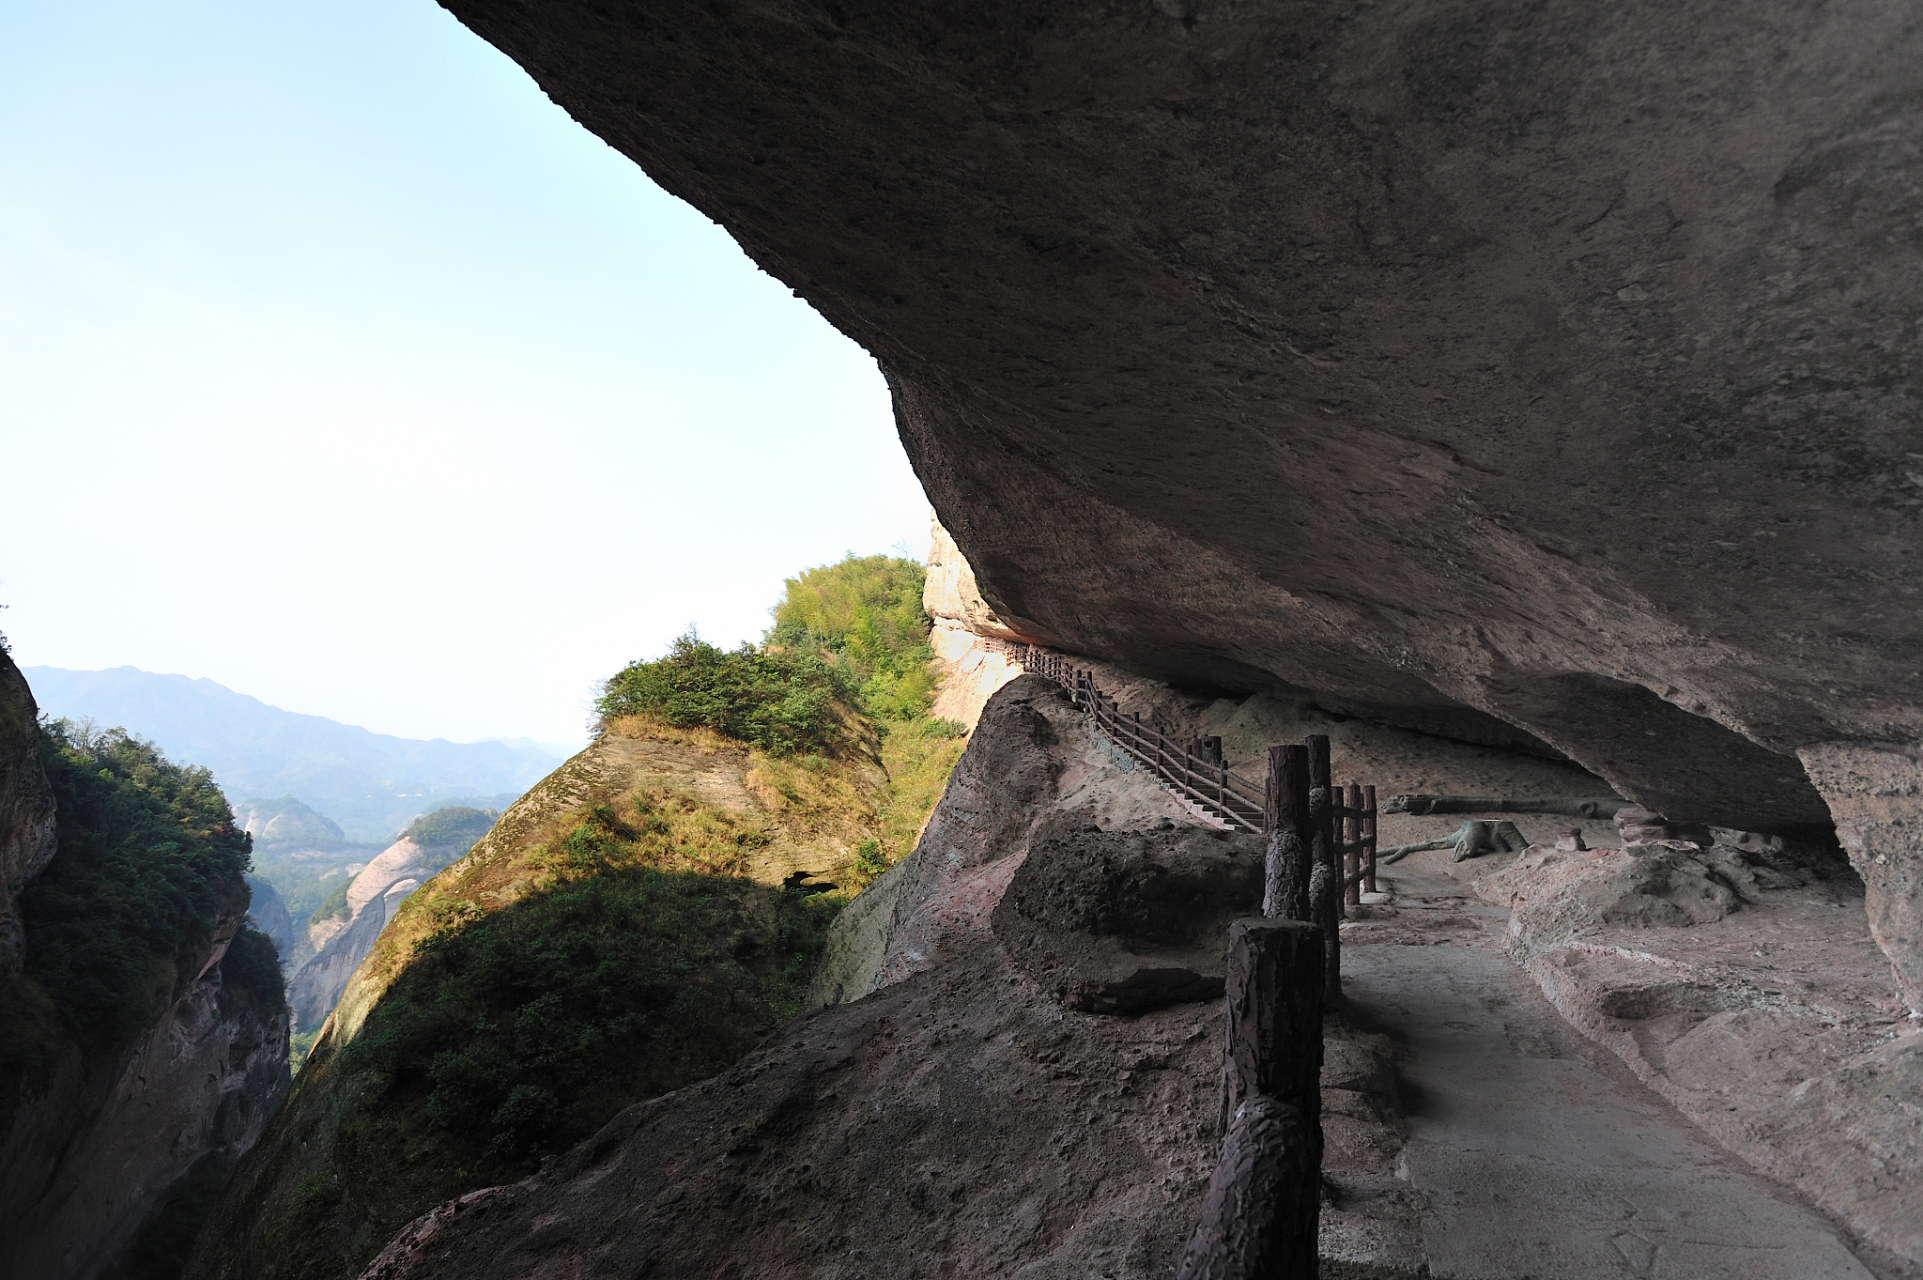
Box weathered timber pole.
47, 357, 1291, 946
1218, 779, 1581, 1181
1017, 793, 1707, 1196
1343, 783, 1364, 908
1217, 919, 1324, 1131
1176, 1095, 1319, 1280
1307, 735, 1341, 1001
1183, 917, 1324, 1280
1263, 745, 1312, 922
1363, 784, 1378, 895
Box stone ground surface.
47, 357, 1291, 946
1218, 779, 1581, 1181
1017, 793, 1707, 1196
349, 678, 1912, 1280
1328, 862, 1879, 1279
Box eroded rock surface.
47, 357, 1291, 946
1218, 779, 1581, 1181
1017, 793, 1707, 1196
808, 675, 1194, 1006
992, 818, 1265, 1013
439, 0, 1923, 995
0, 906, 290, 1280
0, 653, 55, 982
1438, 838, 1923, 1274
1800, 743, 1923, 1016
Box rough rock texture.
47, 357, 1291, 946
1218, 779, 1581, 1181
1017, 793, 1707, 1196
1457, 841, 1922, 1275
1800, 743, 1923, 1016
357, 939, 1229, 1280
807, 675, 1193, 1006
440, 0, 1923, 993
928, 621, 1024, 728
924, 513, 1037, 644
0, 905, 290, 1280
1473, 843, 1742, 939
284, 836, 472, 1032
992, 818, 1266, 1013
245, 875, 297, 961
0, 652, 56, 983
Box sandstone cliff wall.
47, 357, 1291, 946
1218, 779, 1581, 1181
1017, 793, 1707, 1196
0, 653, 56, 983
284, 837, 468, 1034
0, 906, 289, 1280
438, 0, 1923, 1014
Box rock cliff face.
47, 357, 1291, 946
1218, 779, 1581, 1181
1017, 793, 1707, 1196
0, 654, 56, 983
439, 0, 1923, 1008
1, 657, 292, 1280
0, 909, 290, 1280
283, 837, 469, 1033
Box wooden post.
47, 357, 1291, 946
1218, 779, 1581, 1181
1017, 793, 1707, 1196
1263, 745, 1312, 922
1182, 917, 1323, 1280
1306, 734, 1340, 1001
1344, 783, 1364, 908
1263, 745, 1283, 834
1176, 1095, 1318, 1280
1363, 784, 1378, 895
1217, 919, 1323, 1135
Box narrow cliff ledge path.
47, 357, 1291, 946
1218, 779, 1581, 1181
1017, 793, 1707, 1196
1344, 862, 1876, 1280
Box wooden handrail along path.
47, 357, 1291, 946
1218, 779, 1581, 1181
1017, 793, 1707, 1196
992, 638, 1386, 1278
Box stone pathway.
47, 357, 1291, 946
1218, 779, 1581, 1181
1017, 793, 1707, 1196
1329, 870, 1878, 1280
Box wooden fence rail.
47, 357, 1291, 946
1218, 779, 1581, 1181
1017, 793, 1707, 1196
992, 641, 1268, 832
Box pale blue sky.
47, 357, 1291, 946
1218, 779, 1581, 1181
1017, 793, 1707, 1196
0, 1, 930, 746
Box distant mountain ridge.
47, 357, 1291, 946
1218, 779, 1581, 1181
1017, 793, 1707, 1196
23, 666, 570, 842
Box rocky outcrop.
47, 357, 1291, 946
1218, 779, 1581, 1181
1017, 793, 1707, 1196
0, 652, 56, 983
0, 908, 289, 1280
233, 796, 346, 847
993, 818, 1266, 1013
440, 0, 1921, 996
245, 876, 296, 961
283, 836, 467, 1033
922, 513, 1038, 644
1454, 837, 1921, 1273
359, 934, 1229, 1280
927, 622, 1023, 729
807, 675, 1194, 1006
1799, 743, 1923, 1017
187, 715, 892, 1280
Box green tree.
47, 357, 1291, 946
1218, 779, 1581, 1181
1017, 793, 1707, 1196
596, 634, 856, 757
767, 553, 939, 722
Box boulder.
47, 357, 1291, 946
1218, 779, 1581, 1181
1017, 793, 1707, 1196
1475, 845, 1742, 960
992, 818, 1266, 1014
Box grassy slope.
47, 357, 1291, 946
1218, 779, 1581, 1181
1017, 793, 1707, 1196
186, 715, 869, 1280
189, 556, 972, 1280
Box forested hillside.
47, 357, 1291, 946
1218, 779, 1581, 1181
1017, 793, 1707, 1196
0, 715, 289, 1280
189, 553, 968, 1280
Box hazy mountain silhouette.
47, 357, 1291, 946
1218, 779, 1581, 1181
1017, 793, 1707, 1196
23, 666, 569, 841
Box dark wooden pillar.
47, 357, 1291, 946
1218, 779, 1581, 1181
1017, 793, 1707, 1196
1182, 917, 1324, 1280
1362, 784, 1378, 895
1263, 745, 1312, 922
1306, 734, 1340, 1001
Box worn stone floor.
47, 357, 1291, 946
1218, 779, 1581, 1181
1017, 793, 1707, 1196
1323, 861, 1881, 1280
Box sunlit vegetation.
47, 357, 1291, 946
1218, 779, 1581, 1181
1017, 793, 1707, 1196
596, 635, 856, 758
308, 878, 351, 927
768, 553, 966, 884
398, 805, 497, 849
341, 798, 831, 1163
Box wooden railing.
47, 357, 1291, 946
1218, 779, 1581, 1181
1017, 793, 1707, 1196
991, 640, 1267, 831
